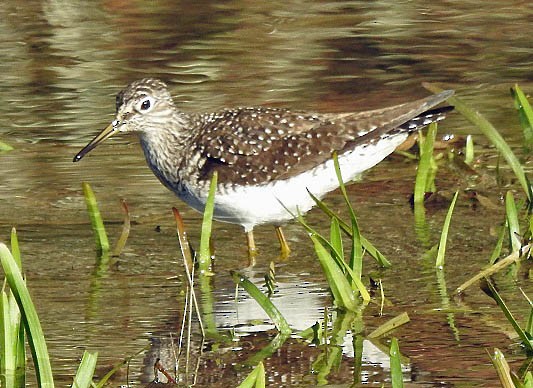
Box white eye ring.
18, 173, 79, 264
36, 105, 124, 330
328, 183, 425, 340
137, 97, 154, 112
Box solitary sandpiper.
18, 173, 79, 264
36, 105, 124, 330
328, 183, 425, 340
74, 78, 453, 257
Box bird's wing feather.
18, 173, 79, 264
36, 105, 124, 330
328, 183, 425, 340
192, 91, 453, 185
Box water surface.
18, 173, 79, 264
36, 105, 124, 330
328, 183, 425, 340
1, 1, 532, 386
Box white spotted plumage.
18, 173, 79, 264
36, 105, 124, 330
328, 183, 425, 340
75, 78, 454, 237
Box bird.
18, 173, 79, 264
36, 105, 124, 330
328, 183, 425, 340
73, 78, 453, 259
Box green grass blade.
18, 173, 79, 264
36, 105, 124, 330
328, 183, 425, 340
530, 215, 533, 243
297, 216, 370, 301
424, 83, 532, 201
237, 361, 265, 388
245, 333, 289, 366
10, 227, 21, 269
436, 191, 459, 268
0, 140, 13, 151
199, 172, 217, 273
0, 291, 13, 387
456, 243, 531, 293
367, 312, 410, 339
511, 85, 533, 150
298, 322, 322, 344
82, 182, 109, 253
307, 190, 391, 267
332, 153, 364, 279
0, 284, 26, 388
11, 290, 25, 388
505, 191, 521, 252
389, 338, 404, 388
525, 298, 533, 338
485, 279, 533, 352
330, 218, 343, 260
111, 199, 130, 257
72, 351, 97, 388
15, 319, 25, 388
465, 135, 475, 165
0, 244, 54, 387
414, 123, 438, 205
231, 271, 291, 335
490, 348, 515, 388
524, 371, 533, 388
94, 346, 148, 388
309, 235, 359, 310
349, 216, 363, 283
489, 219, 507, 264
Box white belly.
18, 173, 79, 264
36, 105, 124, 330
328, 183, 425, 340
178, 134, 407, 232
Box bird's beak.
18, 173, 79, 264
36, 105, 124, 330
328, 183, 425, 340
73, 120, 118, 162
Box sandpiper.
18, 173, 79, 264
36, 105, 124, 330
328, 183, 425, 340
74, 78, 453, 258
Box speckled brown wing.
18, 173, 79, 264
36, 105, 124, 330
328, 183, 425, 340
192, 107, 344, 185
192, 91, 453, 186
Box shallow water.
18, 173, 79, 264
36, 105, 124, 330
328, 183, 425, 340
1, 0, 533, 386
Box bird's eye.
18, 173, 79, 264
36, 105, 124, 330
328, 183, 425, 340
140, 98, 151, 111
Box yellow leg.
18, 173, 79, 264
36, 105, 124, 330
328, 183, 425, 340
275, 226, 291, 259
246, 230, 257, 267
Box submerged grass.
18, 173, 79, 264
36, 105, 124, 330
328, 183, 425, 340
435, 191, 459, 268
414, 122, 438, 205
198, 172, 217, 273
111, 199, 130, 257
490, 348, 515, 388
424, 83, 532, 201
367, 312, 410, 339
82, 182, 109, 253
0, 232, 142, 387
4, 87, 533, 386
389, 338, 404, 388
72, 351, 98, 388
490, 348, 533, 388
0, 230, 25, 388
505, 191, 522, 253
82, 182, 132, 263
0, 140, 13, 151
308, 190, 390, 268
511, 84, 533, 152
456, 243, 532, 293
464, 135, 474, 165
296, 152, 393, 309
0, 243, 54, 388
484, 280, 533, 353
237, 361, 265, 388
231, 271, 291, 335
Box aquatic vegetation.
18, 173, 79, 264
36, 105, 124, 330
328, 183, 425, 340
0, 231, 148, 387
0, 140, 13, 152
464, 134, 475, 165
82, 182, 109, 253
4, 87, 533, 386
511, 84, 533, 153
435, 191, 459, 268
231, 271, 291, 336
389, 338, 404, 388
491, 348, 533, 388
237, 361, 265, 388
483, 280, 533, 354
414, 122, 439, 205
82, 182, 131, 258
425, 83, 532, 201
0, 231, 54, 388
72, 352, 97, 388
198, 171, 217, 273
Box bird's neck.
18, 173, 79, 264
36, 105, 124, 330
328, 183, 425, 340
139, 112, 195, 191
